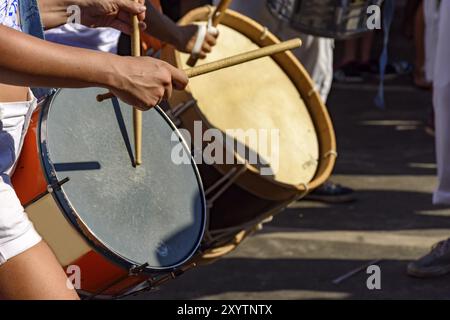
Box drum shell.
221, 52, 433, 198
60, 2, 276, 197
162, 8, 336, 202
11, 94, 207, 298
11, 106, 149, 297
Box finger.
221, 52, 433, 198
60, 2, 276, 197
163, 82, 173, 101
115, 0, 146, 15
197, 52, 207, 59
139, 21, 147, 31
109, 20, 132, 34
164, 63, 189, 90
205, 33, 217, 46
202, 42, 212, 54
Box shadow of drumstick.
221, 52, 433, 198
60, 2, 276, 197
112, 97, 136, 167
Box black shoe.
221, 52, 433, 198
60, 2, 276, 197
361, 59, 413, 80
425, 107, 435, 137
407, 239, 450, 278
333, 61, 364, 83
304, 181, 356, 204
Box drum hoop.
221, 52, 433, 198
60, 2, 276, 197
175, 7, 337, 194
38, 89, 208, 273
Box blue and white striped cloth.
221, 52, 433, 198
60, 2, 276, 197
0, 0, 21, 31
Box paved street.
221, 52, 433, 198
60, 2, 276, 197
136, 5, 450, 300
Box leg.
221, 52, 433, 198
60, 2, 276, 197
360, 32, 374, 64
0, 241, 79, 300
413, 1, 431, 88
340, 38, 358, 65
432, 0, 450, 205
0, 175, 78, 300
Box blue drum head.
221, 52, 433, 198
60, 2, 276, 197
41, 88, 206, 271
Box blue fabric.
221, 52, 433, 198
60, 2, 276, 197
18, 0, 54, 100
374, 0, 395, 108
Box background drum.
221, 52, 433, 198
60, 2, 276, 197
162, 7, 336, 263
266, 0, 384, 39
11, 88, 206, 298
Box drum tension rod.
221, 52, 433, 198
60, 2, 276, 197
46, 177, 70, 193
23, 177, 71, 208
129, 262, 149, 276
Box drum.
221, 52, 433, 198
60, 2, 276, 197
162, 7, 336, 261
11, 88, 206, 298
266, 0, 384, 39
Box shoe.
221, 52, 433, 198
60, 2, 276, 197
333, 61, 364, 83
413, 68, 433, 90
304, 181, 356, 204
425, 108, 435, 137
360, 60, 413, 80
407, 239, 450, 278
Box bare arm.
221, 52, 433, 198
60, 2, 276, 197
0, 25, 116, 88
0, 25, 188, 109
144, 2, 217, 58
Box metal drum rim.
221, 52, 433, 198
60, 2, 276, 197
38, 88, 207, 273
171, 7, 337, 196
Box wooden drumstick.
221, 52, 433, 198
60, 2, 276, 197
186, 0, 233, 67
131, 4, 143, 166
96, 38, 302, 103
185, 38, 301, 78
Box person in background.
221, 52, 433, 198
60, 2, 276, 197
407, 0, 450, 279
333, 33, 376, 83
422, 0, 440, 137
334, 2, 413, 84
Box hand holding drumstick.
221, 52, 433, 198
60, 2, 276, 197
186, 0, 233, 67
98, 38, 302, 103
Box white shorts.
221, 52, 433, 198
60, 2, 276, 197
0, 93, 42, 265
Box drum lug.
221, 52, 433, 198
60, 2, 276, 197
47, 177, 70, 193
129, 262, 149, 276
166, 99, 197, 125
23, 177, 70, 208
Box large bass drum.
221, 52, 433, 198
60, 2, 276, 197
11, 88, 206, 298
162, 7, 336, 263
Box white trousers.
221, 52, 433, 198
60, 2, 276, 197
0, 94, 41, 265
433, 0, 450, 205
424, 0, 440, 82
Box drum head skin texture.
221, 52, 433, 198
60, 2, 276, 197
42, 88, 205, 270
179, 24, 320, 186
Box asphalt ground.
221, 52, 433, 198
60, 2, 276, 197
135, 4, 450, 300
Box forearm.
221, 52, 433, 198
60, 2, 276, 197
0, 25, 116, 89
144, 2, 181, 47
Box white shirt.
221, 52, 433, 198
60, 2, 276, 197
0, 0, 21, 31
45, 23, 121, 53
